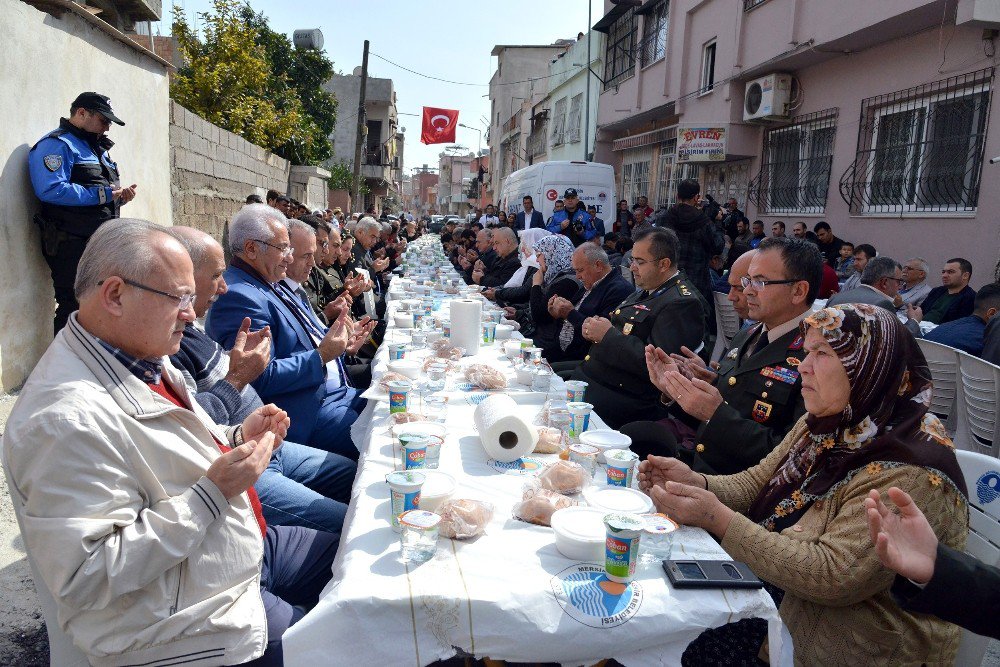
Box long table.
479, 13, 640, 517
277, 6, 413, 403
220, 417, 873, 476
283, 272, 786, 666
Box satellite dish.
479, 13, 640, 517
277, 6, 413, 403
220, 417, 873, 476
293, 29, 324, 50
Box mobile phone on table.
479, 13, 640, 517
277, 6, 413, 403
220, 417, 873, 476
663, 559, 764, 589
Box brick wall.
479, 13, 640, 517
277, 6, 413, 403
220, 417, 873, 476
169, 101, 290, 239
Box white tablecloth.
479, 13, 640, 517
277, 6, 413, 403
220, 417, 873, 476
283, 281, 785, 666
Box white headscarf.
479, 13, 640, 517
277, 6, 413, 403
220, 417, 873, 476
503, 228, 551, 287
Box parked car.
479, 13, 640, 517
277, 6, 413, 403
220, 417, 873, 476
428, 215, 446, 233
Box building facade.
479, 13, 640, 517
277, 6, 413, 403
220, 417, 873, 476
593, 0, 1000, 281
488, 42, 573, 201
437, 152, 475, 216
322, 73, 403, 214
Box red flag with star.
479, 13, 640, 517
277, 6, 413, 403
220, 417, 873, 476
421, 106, 459, 145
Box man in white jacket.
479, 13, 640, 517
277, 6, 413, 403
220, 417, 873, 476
2, 218, 338, 666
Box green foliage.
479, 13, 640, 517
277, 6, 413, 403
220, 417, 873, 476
326, 160, 356, 191
171, 0, 337, 166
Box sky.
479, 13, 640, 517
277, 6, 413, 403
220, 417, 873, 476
164, 0, 605, 175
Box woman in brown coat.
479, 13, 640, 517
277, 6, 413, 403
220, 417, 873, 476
640, 303, 969, 665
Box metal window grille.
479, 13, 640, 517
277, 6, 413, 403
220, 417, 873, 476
639, 1, 668, 67
839, 67, 994, 214
748, 108, 839, 214
653, 140, 698, 208
605, 9, 637, 90
743, 0, 769, 10
551, 97, 567, 146
568, 94, 583, 143
621, 147, 652, 205
528, 120, 548, 157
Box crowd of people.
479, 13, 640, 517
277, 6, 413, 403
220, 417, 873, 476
6, 91, 997, 666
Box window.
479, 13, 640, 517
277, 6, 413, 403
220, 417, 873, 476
839, 68, 994, 214
639, 1, 669, 67
700, 41, 716, 95
567, 94, 583, 143
744, 0, 769, 10
653, 140, 699, 208
750, 109, 839, 214
621, 147, 653, 205
605, 8, 637, 89
551, 97, 568, 146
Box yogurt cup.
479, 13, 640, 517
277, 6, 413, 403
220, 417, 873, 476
604, 513, 644, 583
400, 434, 430, 470
605, 449, 639, 487
386, 470, 426, 532
482, 321, 497, 344
388, 343, 407, 360
565, 380, 588, 403
388, 380, 412, 414
567, 402, 593, 439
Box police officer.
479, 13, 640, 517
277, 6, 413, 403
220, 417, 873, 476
548, 188, 597, 247
29, 92, 136, 333
570, 227, 707, 429
623, 237, 823, 474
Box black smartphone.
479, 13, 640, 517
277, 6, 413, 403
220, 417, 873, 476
663, 559, 764, 589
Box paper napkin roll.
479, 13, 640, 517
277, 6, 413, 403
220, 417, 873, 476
449, 299, 482, 356
473, 394, 538, 463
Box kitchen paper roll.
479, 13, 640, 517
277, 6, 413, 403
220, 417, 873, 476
473, 394, 538, 463
450, 299, 482, 356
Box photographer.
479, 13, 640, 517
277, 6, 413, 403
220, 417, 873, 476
550, 188, 597, 247
721, 197, 749, 239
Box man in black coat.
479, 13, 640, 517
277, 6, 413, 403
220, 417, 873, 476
658, 179, 725, 308
545, 243, 634, 363
908, 258, 977, 325
513, 195, 545, 231
472, 227, 521, 287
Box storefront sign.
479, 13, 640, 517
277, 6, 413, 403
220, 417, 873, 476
676, 125, 727, 163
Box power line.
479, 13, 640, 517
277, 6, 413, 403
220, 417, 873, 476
370, 51, 570, 88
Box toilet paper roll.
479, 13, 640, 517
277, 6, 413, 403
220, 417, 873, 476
473, 394, 538, 463
450, 299, 482, 356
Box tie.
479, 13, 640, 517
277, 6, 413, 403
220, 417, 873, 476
750, 329, 770, 357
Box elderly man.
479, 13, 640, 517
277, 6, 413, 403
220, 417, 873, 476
169, 226, 356, 535
898, 257, 932, 312
462, 228, 495, 283
545, 243, 634, 363
2, 218, 337, 665
569, 227, 706, 429
622, 238, 817, 475
351, 216, 391, 296
207, 204, 365, 461
473, 227, 521, 287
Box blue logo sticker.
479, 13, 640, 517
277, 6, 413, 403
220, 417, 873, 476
976, 471, 1000, 505
550, 563, 643, 628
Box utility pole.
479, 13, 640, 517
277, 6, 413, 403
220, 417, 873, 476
584, 1, 591, 161
352, 40, 370, 211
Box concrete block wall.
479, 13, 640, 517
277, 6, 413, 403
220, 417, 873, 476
169, 101, 290, 240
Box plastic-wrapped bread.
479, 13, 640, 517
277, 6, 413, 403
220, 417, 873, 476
513, 486, 575, 526
464, 364, 507, 390
436, 346, 464, 361
422, 358, 456, 373
437, 499, 494, 539
533, 427, 563, 454
389, 412, 426, 424
538, 460, 589, 495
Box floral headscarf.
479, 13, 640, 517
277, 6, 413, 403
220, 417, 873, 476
533, 234, 575, 286
747, 303, 967, 531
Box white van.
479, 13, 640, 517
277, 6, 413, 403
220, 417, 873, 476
498, 161, 616, 224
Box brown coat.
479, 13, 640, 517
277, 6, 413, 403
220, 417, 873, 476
708, 418, 968, 666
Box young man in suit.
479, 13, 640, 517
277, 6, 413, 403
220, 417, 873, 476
514, 195, 545, 230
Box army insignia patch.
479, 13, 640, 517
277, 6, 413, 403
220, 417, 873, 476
786, 357, 801, 367
727, 348, 739, 360
43, 154, 62, 172
752, 400, 773, 423
760, 366, 799, 384
789, 335, 804, 350
623, 323, 634, 335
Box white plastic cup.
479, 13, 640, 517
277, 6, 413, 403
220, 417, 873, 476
386, 470, 426, 532
565, 380, 588, 403
567, 401, 594, 439
605, 449, 639, 487
388, 380, 411, 414
482, 321, 497, 344
388, 343, 407, 360
400, 434, 429, 470
604, 513, 644, 583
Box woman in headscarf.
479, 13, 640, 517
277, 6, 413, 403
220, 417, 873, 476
639, 303, 968, 666
487, 228, 550, 309
515, 234, 581, 346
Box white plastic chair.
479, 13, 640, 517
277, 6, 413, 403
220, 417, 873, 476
958, 352, 1000, 458
2, 465, 90, 666
953, 450, 1000, 667
916, 339, 963, 434
710, 291, 741, 363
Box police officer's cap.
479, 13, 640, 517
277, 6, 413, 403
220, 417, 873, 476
71, 92, 125, 126
563, 188, 578, 199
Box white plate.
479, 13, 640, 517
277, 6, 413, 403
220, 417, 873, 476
582, 486, 654, 515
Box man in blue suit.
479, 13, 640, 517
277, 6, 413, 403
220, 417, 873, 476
207, 204, 365, 461
514, 195, 545, 231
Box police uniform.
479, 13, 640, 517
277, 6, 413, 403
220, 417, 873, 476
28, 94, 124, 333
677, 321, 808, 475
570, 271, 707, 429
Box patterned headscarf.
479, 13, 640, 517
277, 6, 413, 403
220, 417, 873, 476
503, 228, 551, 288
747, 303, 967, 531
533, 234, 575, 286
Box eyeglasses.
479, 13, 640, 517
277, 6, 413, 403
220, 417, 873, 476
740, 276, 800, 291
319, 240, 330, 249
630, 256, 665, 267
99, 278, 196, 311
253, 239, 293, 257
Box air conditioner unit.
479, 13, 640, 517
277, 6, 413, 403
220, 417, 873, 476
743, 73, 793, 122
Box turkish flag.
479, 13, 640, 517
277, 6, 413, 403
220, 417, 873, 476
421, 106, 459, 145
